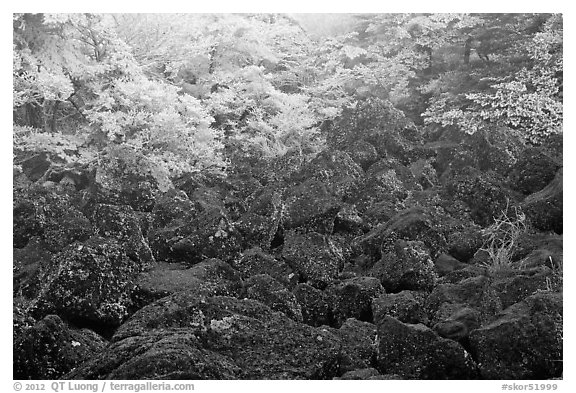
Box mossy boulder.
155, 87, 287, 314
347, 167, 409, 213
132, 259, 243, 309
293, 283, 333, 327
14, 315, 106, 380
20, 152, 51, 182
371, 240, 437, 292
66, 294, 344, 379
282, 230, 344, 288
432, 306, 481, 341
445, 167, 520, 227
357, 207, 449, 262
283, 179, 341, 233
522, 168, 562, 234
508, 147, 561, 195
425, 276, 502, 326
291, 150, 364, 199
344, 140, 379, 170
434, 253, 469, 276
92, 203, 155, 268
376, 316, 478, 379
372, 290, 428, 325
489, 267, 554, 309
325, 276, 384, 326
31, 236, 142, 327
148, 189, 242, 264
232, 247, 296, 287
332, 318, 378, 373
13, 186, 93, 251
469, 292, 563, 379
14, 237, 52, 299
244, 274, 303, 322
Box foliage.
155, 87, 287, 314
13, 13, 225, 189
13, 13, 563, 188
420, 13, 562, 144
14, 125, 92, 163
479, 203, 527, 273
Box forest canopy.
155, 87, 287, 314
13, 13, 563, 188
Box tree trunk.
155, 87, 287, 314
24, 103, 43, 129
464, 37, 472, 64
49, 101, 60, 132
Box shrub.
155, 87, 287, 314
479, 202, 527, 273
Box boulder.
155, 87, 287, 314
438, 265, 486, 284
236, 188, 282, 249
335, 368, 402, 380
67, 294, 344, 380
282, 230, 344, 288
514, 232, 563, 262
283, 179, 341, 233
327, 97, 414, 152
148, 190, 242, 265
13, 237, 52, 299
472, 127, 524, 175
333, 204, 368, 234
365, 158, 421, 191
409, 158, 438, 189
376, 316, 478, 379
371, 240, 437, 292
446, 226, 484, 262
149, 189, 196, 229
372, 291, 428, 325
333, 318, 378, 372
232, 247, 296, 287
508, 147, 561, 195
325, 276, 384, 326
489, 267, 554, 309
469, 292, 562, 379
523, 168, 562, 234
132, 260, 243, 309
14, 315, 106, 380
347, 168, 409, 213
68, 330, 241, 380
244, 274, 303, 322
236, 212, 281, 250
434, 253, 469, 276
13, 186, 93, 251
92, 203, 155, 268
432, 306, 480, 341
290, 150, 364, 198
31, 236, 142, 328
362, 199, 405, 226
293, 283, 332, 327
425, 276, 502, 326
20, 152, 51, 182
357, 207, 447, 262
445, 167, 520, 227
89, 148, 160, 212
344, 140, 379, 170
